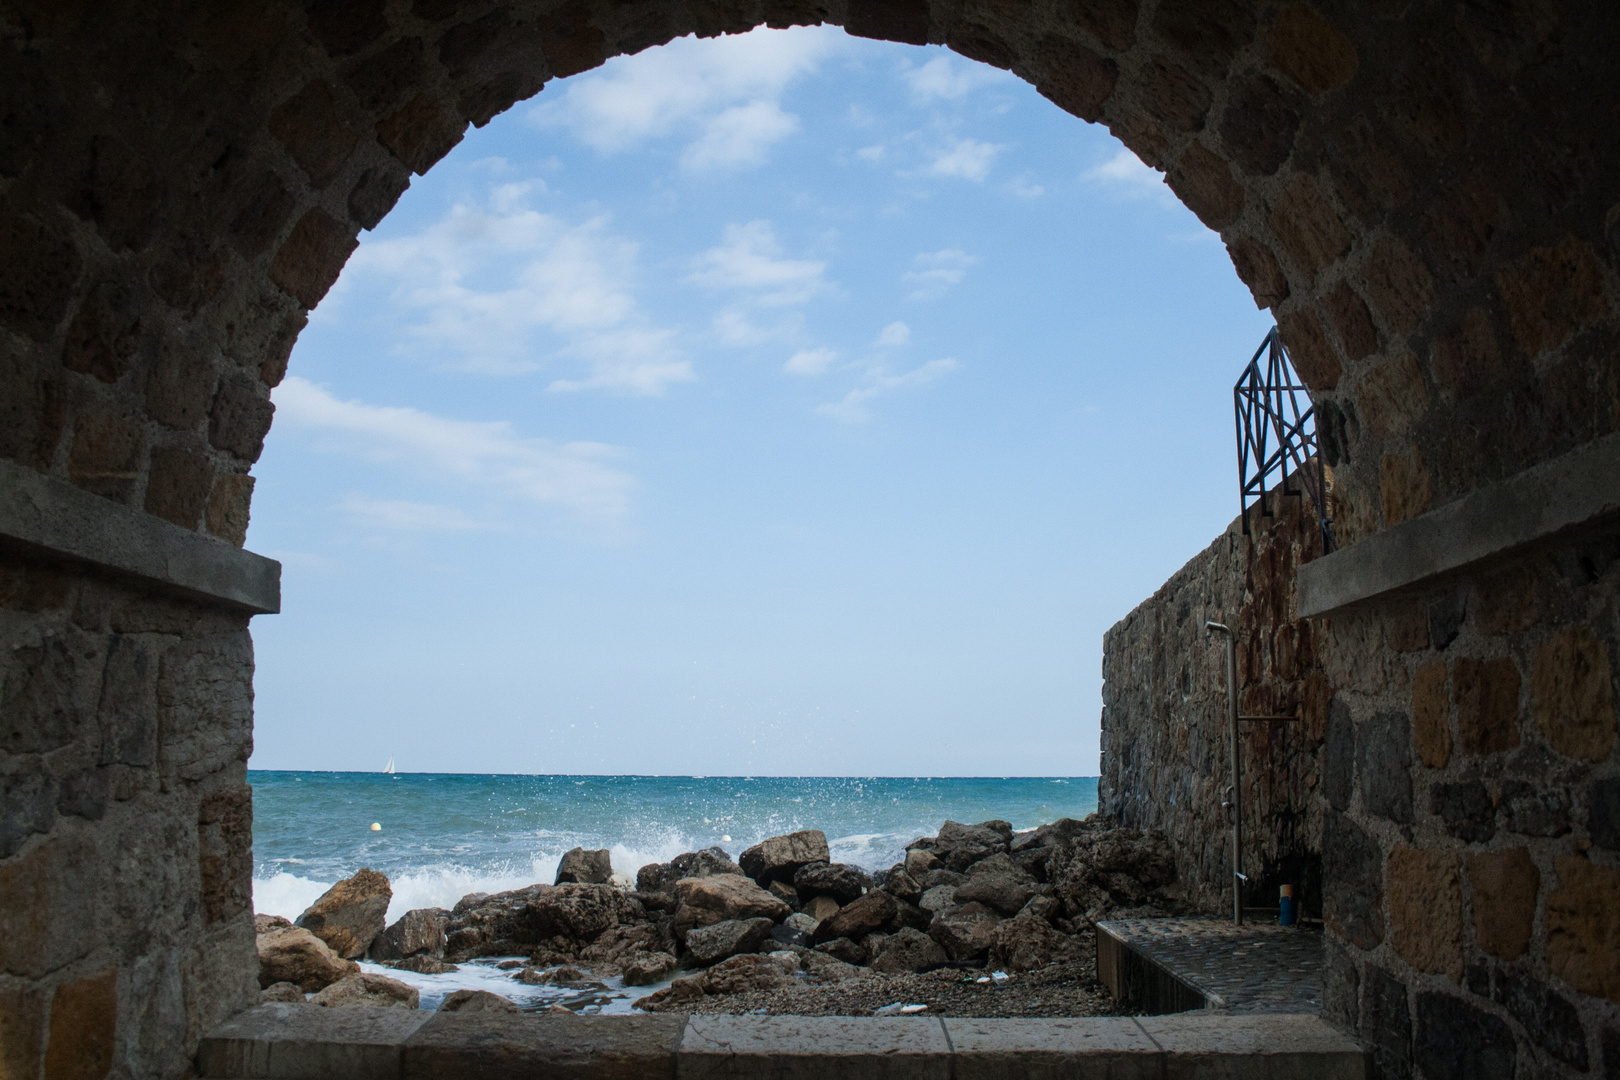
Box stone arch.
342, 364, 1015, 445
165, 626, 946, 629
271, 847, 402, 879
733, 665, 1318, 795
3, 4, 1620, 1079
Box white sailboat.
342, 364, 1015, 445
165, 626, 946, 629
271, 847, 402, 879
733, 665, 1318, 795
383, 756, 396, 775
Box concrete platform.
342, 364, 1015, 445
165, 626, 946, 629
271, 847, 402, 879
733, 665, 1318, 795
198, 1004, 1365, 1080
1096, 918, 1325, 1015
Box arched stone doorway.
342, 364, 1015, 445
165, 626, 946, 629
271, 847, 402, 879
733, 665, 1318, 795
2, 2, 1616, 1077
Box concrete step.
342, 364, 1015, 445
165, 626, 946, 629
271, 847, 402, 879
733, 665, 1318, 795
198, 1003, 1366, 1080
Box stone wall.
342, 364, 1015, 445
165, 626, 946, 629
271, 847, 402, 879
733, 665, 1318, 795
0, 550, 258, 1080
1100, 485, 1330, 918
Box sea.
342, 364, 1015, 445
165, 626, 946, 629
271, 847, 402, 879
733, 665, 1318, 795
251, 771, 1098, 1012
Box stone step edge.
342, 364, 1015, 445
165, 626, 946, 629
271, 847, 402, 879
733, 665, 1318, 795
198, 1004, 1367, 1080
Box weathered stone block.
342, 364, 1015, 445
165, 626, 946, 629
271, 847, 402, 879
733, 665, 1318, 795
200, 786, 254, 925
1413, 991, 1516, 1080
1387, 847, 1463, 981
144, 445, 213, 529
1226, 236, 1289, 310
1031, 36, 1117, 125
1411, 660, 1450, 768
347, 165, 412, 231
98, 634, 157, 767
145, 344, 219, 431
44, 968, 118, 1080
1323, 282, 1376, 362
268, 80, 359, 190
1430, 307, 1506, 402
1590, 776, 1620, 851
1358, 237, 1434, 337
1452, 656, 1520, 755
1546, 856, 1620, 1004
68, 413, 144, 503
1355, 709, 1413, 823
0, 202, 82, 342
1219, 73, 1299, 178
1495, 234, 1610, 358
1268, 173, 1351, 280
1166, 142, 1243, 230
405, 1011, 684, 1080
1430, 781, 1493, 843
1323, 696, 1354, 809
538, 1, 610, 77
1264, 4, 1357, 95
63, 281, 140, 385
1492, 969, 1587, 1070
1379, 450, 1431, 528
1360, 966, 1410, 1080
1278, 307, 1339, 390
269, 209, 360, 309
207, 473, 255, 546
1357, 352, 1430, 440
1532, 626, 1616, 762
0, 985, 46, 1080
209, 376, 275, 462
376, 95, 467, 176
1323, 811, 1382, 948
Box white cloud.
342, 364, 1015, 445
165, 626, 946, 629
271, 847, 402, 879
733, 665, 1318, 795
531, 26, 842, 170
345, 195, 692, 395
927, 138, 1001, 182
903, 249, 978, 300
1083, 149, 1172, 202
682, 100, 799, 172
342, 496, 484, 532
904, 55, 1010, 101
687, 221, 828, 306
816, 358, 959, 423
876, 321, 911, 347
274, 377, 635, 522
1006, 175, 1044, 198
857, 144, 886, 161
784, 348, 838, 376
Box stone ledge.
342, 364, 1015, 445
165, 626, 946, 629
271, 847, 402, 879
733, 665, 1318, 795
195, 1006, 1366, 1080
0, 458, 280, 614
1300, 432, 1620, 618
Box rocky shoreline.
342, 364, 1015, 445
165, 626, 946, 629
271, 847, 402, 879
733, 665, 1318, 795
255, 814, 1181, 1016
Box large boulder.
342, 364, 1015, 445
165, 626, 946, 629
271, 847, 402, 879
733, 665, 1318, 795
579, 923, 673, 975
369, 908, 448, 961
637, 848, 743, 893
880, 870, 922, 904
918, 885, 958, 914
623, 951, 677, 986
811, 890, 896, 945
793, 862, 871, 904
392, 955, 457, 974
296, 869, 392, 958
310, 972, 419, 1009
443, 883, 640, 960
685, 917, 775, 966
256, 926, 359, 991
907, 822, 1007, 872
870, 927, 950, 973
439, 989, 519, 1013
672, 874, 790, 938
954, 853, 1038, 916
254, 914, 292, 933
814, 937, 868, 965
1048, 825, 1180, 922
802, 895, 840, 923
556, 847, 615, 885
928, 902, 1001, 962
739, 831, 829, 885
988, 913, 1085, 972
260, 982, 305, 1003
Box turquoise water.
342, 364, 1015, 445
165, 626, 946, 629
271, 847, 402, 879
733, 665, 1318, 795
251, 772, 1098, 923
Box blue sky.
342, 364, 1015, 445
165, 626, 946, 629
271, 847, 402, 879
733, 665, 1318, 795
246, 27, 1273, 777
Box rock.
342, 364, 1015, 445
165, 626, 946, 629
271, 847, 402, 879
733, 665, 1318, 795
638, 847, 744, 893
767, 880, 800, 907
1048, 826, 1180, 922
438, 989, 519, 1013
443, 882, 641, 960
793, 862, 872, 904
861, 932, 889, 959
1020, 895, 1062, 923
623, 951, 677, 985
255, 914, 293, 933
766, 950, 800, 973
955, 853, 1038, 916
633, 975, 707, 1010
888, 901, 932, 933
770, 923, 810, 949
453, 892, 490, 914
908, 821, 1007, 872
1010, 817, 1092, 853
628, 890, 678, 915
256, 926, 359, 992
870, 927, 950, 973
904, 849, 940, 877
579, 923, 673, 973
685, 917, 775, 966
739, 830, 829, 885
882, 870, 922, 904
784, 912, 818, 935
609, 870, 635, 889
802, 895, 840, 923
920, 869, 966, 889
369, 907, 448, 961
703, 952, 796, 994
812, 890, 897, 945
989, 912, 1084, 972
672, 874, 790, 939
296, 868, 392, 959
555, 847, 614, 885
524, 884, 640, 943
516, 964, 587, 985
391, 955, 457, 974
310, 972, 419, 1010
260, 982, 306, 1004
929, 902, 1002, 962
919, 885, 959, 914
814, 937, 868, 965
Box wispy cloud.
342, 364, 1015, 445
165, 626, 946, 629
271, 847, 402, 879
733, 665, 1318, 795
1082, 149, 1173, 203
274, 377, 635, 522
816, 358, 959, 423
784, 347, 838, 375
926, 137, 1002, 182
903, 55, 1011, 101
875, 321, 911, 347
341, 496, 485, 532
532, 26, 842, 171
903, 249, 977, 300
687, 221, 828, 306
346, 194, 692, 395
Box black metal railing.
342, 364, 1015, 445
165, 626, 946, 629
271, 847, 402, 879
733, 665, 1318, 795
1233, 328, 1334, 552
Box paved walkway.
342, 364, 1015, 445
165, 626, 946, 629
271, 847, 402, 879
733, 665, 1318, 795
1096, 917, 1325, 1014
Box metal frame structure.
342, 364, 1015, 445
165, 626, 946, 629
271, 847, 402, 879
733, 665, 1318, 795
1234, 329, 1335, 553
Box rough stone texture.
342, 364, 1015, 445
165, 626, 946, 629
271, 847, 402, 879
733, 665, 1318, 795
1386, 847, 1464, 982
684, 918, 774, 967
1546, 857, 1620, 1005
310, 972, 420, 1010
9, 2, 1620, 1076
256, 926, 359, 992
739, 830, 829, 885
673, 874, 791, 939
438, 989, 519, 1013
297, 868, 393, 959
368, 908, 448, 962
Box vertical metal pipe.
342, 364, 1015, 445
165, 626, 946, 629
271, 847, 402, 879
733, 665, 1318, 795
1206, 622, 1243, 925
